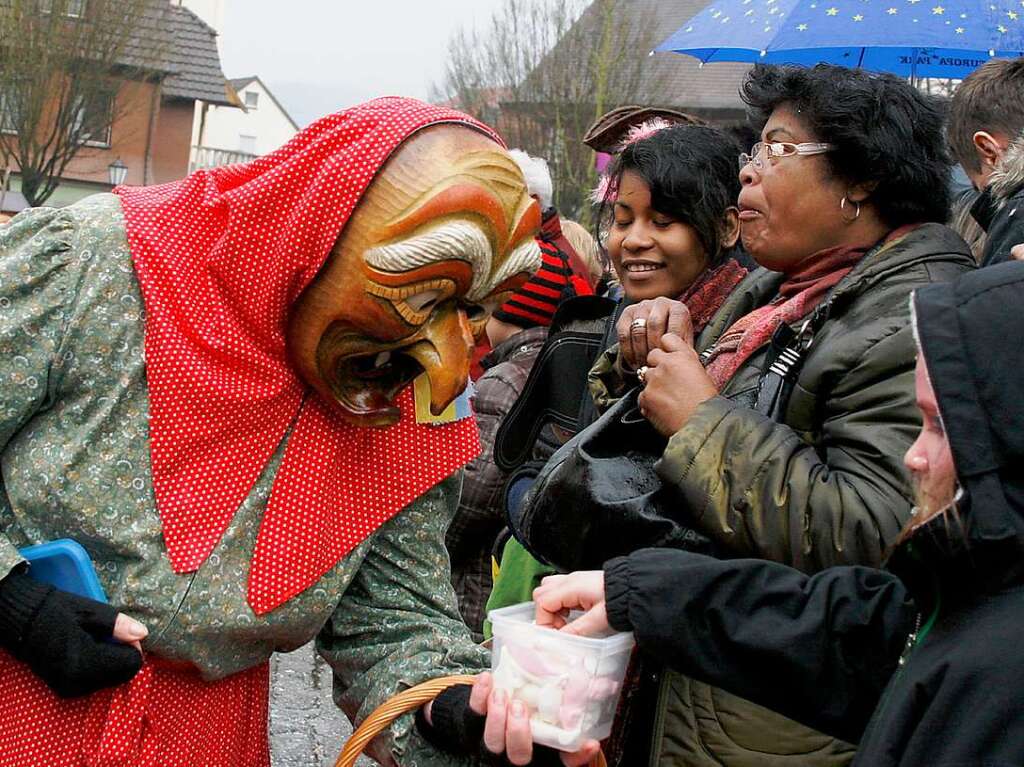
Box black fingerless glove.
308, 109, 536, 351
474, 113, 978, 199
0, 570, 143, 697
415, 684, 565, 766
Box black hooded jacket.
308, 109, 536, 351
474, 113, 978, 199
970, 133, 1024, 268
603, 261, 1024, 767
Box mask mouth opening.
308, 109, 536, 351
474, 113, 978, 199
315, 327, 425, 426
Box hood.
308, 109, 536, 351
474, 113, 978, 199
908, 261, 1024, 590
114, 97, 495, 614
989, 130, 1024, 206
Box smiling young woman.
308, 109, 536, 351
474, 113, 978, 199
600, 124, 746, 309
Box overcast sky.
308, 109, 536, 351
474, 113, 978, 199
217, 1, 509, 126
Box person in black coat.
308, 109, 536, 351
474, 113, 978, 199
533, 261, 1024, 767
949, 57, 1024, 267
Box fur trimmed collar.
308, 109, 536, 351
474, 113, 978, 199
989, 130, 1024, 206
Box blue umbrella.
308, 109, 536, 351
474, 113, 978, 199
656, 0, 1024, 78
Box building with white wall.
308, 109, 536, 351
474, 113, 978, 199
190, 76, 299, 170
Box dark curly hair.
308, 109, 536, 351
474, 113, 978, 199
741, 64, 952, 226
599, 124, 742, 263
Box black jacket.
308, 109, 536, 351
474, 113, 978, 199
971, 132, 1024, 267
604, 261, 1024, 767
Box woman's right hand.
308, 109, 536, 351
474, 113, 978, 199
533, 572, 610, 637
420, 673, 600, 765
469, 673, 601, 765
616, 297, 694, 371
0, 571, 146, 697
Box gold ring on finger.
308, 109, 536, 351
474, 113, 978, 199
636, 365, 650, 385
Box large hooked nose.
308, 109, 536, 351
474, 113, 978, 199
403, 301, 474, 415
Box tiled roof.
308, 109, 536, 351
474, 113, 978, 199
228, 76, 300, 130
161, 5, 237, 106
2, 2, 234, 106
117, 0, 176, 72
536, 0, 750, 115
640, 0, 751, 112
229, 76, 258, 91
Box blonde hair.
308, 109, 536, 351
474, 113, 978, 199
560, 219, 605, 287
950, 190, 988, 263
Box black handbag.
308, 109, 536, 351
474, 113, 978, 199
494, 295, 620, 472
510, 388, 715, 573
510, 293, 845, 573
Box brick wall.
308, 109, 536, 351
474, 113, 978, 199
151, 99, 195, 184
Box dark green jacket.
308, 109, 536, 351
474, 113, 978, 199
590, 223, 974, 766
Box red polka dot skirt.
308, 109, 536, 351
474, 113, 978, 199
0, 651, 269, 766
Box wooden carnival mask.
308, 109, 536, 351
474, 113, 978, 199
287, 125, 541, 428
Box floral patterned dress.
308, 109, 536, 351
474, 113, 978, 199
0, 194, 487, 766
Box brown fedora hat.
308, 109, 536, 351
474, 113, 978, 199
581, 105, 705, 153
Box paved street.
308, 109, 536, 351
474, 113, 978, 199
270, 642, 373, 767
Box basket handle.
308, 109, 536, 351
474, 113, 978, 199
333, 674, 607, 767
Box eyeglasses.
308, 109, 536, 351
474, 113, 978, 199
739, 141, 836, 170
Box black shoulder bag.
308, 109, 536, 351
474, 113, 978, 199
511, 296, 840, 573
510, 389, 716, 572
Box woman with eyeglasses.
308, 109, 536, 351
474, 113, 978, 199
538, 64, 977, 766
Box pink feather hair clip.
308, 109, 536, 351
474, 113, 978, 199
589, 117, 675, 204
620, 117, 674, 149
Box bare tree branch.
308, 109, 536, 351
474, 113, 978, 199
0, 0, 164, 206
434, 0, 670, 224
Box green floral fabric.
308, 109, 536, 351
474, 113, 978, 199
0, 194, 487, 766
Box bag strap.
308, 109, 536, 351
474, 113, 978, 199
493, 295, 617, 471
753, 293, 837, 421
752, 231, 921, 421
574, 299, 630, 433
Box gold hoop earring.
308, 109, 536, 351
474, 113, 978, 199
840, 196, 861, 223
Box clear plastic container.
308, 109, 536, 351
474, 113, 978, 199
488, 601, 635, 751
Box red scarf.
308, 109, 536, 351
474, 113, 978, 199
115, 99, 498, 614
705, 244, 867, 388
679, 258, 749, 336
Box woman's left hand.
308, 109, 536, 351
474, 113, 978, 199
638, 333, 718, 437
1011, 243, 1024, 261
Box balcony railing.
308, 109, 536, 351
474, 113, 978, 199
189, 145, 257, 172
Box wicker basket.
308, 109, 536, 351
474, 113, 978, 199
333, 674, 607, 767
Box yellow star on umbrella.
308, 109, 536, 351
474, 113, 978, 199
826, 6, 839, 14
932, 5, 945, 14
797, 22, 809, 29
853, 13, 864, 20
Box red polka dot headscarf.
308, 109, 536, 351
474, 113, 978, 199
115, 98, 495, 614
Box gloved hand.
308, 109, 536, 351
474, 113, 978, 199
0, 569, 144, 697
415, 682, 571, 766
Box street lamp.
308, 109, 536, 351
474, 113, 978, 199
108, 158, 128, 187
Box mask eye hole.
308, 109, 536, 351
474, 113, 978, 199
405, 290, 442, 313
461, 302, 488, 324
366, 278, 457, 326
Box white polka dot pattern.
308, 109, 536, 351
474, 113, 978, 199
114, 98, 494, 615
0, 650, 270, 766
